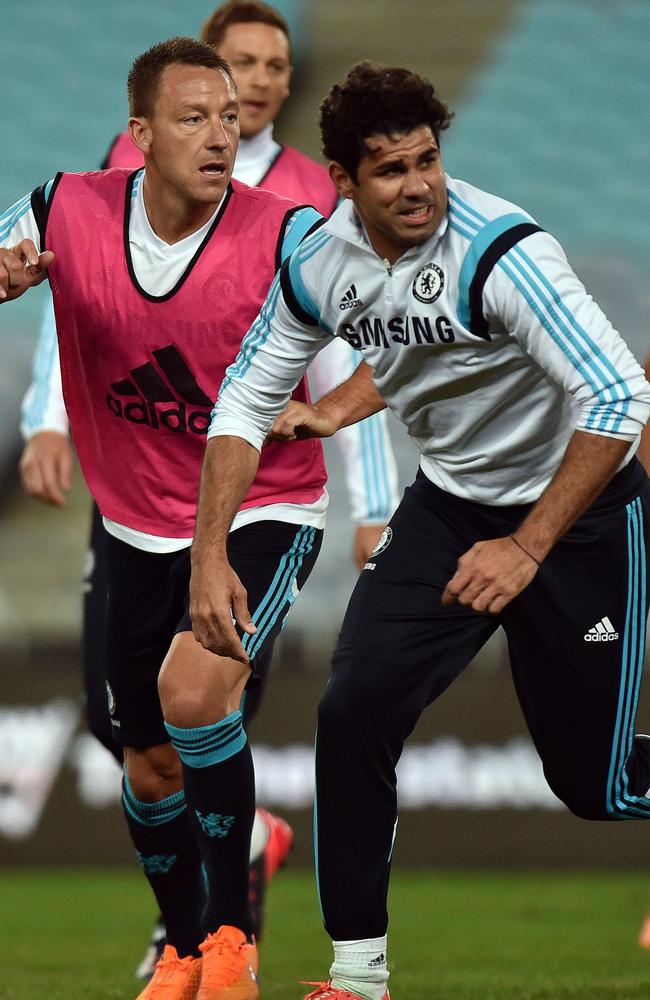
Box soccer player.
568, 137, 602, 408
0, 39, 394, 1000
18, 0, 397, 977
188, 63, 650, 1000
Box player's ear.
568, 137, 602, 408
329, 161, 355, 200
284, 62, 293, 100
129, 117, 153, 155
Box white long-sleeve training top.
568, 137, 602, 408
209, 174, 650, 506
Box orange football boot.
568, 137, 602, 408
638, 912, 650, 948
303, 983, 390, 999
135, 944, 202, 1000
197, 926, 259, 1000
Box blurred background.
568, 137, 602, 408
1, 0, 649, 872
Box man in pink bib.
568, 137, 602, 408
16, 2, 399, 984
1, 37, 337, 1000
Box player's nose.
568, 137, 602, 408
402, 168, 430, 198
205, 120, 230, 150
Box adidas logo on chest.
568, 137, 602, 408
339, 283, 363, 310
106, 345, 213, 435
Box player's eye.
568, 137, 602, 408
183, 116, 202, 125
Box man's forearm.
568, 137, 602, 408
317, 360, 385, 430
192, 436, 261, 562
514, 430, 633, 562
190, 435, 262, 659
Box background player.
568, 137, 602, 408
187, 63, 650, 1000
18, 0, 398, 978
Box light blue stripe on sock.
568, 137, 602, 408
165, 711, 247, 768
122, 772, 186, 827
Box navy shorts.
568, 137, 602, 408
104, 519, 322, 747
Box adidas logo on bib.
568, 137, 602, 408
106, 344, 212, 435
584, 616, 619, 642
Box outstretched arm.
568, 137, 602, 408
20, 298, 73, 507
270, 359, 385, 440
190, 267, 332, 659
190, 436, 261, 662
278, 350, 396, 569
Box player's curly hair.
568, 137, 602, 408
320, 62, 453, 181
128, 37, 234, 118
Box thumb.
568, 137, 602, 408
232, 591, 256, 635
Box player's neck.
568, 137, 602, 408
237, 123, 275, 161
141, 170, 226, 245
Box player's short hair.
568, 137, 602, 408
320, 62, 453, 181
201, 1, 291, 54
128, 37, 234, 118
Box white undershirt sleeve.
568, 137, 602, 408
309, 338, 399, 523
20, 296, 69, 439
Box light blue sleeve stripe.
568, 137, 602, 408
349, 352, 378, 516
21, 298, 60, 435
0, 197, 33, 243
499, 251, 626, 431
216, 275, 283, 401
447, 188, 488, 225
367, 411, 393, 518
511, 244, 631, 431
456, 211, 532, 329
295, 228, 332, 265
359, 418, 379, 519
0, 193, 32, 228
450, 199, 629, 433
280, 206, 323, 263
448, 218, 476, 242
0, 180, 55, 240
498, 255, 614, 418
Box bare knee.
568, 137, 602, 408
124, 743, 182, 802
158, 631, 250, 729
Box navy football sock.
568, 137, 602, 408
166, 711, 255, 939
122, 773, 205, 957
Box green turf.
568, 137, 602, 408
1, 869, 650, 998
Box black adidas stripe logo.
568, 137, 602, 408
106, 345, 213, 436
111, 345, 212, 406
339, 283, 363, 311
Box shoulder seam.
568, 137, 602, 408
469, 222, 543, 338
280, 257, 318, 327
31, 173, 64, 252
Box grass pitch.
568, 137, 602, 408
1, 868, 650, 999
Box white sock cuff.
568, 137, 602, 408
331, 935, 389, 996
332, 935, 387, 956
